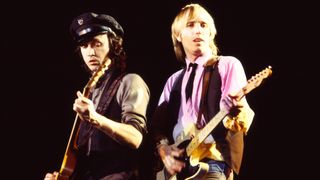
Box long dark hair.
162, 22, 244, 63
107, 31, 126, 72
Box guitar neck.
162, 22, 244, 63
186, 109, 228, 156
64, 85, 91, 152
61, 59, 111, 154
185, 66, 272, 156
59, 86, 91, 176
58, 59, 111, 178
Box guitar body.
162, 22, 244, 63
175, 159, 209, 180
56, 173, 70, 180
160, 145, 209, 180
162, 124, 209, 180
182, 162, 209, 180
162, 161, 208, 180
57, 147, 77, 180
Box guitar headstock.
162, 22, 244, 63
242, 66, 272, 95
83, 58, 112, 97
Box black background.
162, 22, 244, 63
2, 0, 317, 179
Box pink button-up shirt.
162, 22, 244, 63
158, 54, 251, 142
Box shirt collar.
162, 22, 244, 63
185, 52, 213, 69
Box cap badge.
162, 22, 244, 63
77, 18, 84, 25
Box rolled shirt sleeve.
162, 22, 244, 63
116, 73, 150, 134
218, 56, 255, 134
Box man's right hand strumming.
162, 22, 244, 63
158, 144, 186, 175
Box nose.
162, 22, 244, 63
194, 23, 203, 34
88, 46, 95, 56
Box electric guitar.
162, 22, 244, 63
162, 66, 273, 180
56, 59, 111, 180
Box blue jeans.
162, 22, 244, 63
203, 160, 233, 180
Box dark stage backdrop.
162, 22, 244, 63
2, 0, 316, 179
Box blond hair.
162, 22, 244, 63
171, 4, 219, 62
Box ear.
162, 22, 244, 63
176, 33, 182, 42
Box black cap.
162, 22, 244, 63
70, 12, 124, 44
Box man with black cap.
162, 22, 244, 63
44, 12, 150, 180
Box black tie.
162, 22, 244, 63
185, 63, 198, 101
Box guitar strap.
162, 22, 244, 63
196, 58, 218, 129
97, 72, 126, 114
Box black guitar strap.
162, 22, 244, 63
97, 72, 126, 114
196, 59, 218, 129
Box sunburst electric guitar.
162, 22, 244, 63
56, 59, 111, 180
162, 66, 273, 180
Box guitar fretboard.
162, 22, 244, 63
186, 108, 228, 156
185, 66, 272, 156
